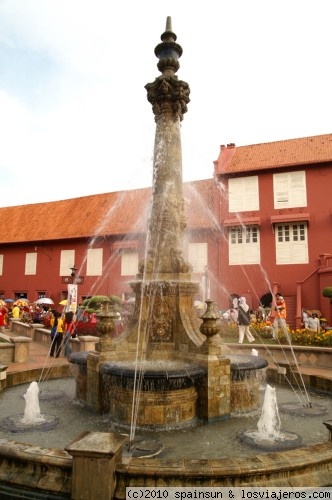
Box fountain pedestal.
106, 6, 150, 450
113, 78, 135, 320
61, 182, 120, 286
196, 349, 231, 421
86, 301, 119, 412
66, 431, 127, 500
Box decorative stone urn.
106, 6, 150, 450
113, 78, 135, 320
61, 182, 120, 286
95, 300, 120, 339
199, 299, 222, 343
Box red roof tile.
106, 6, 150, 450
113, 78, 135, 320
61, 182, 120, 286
0, 179, 218, 244
214, 134, 332, 175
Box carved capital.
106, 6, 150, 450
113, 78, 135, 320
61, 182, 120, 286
145, 76, 190, 122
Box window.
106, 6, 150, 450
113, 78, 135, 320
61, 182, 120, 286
60, 250, 75, 276
25, 252, 37, 275
273, 171, 307, 208
275, 223, 308, 264
0, 255, 3, 276
188, 243, 208, 273
86, 248, 103, 276
229, 226, 260, 265
228, 176, 259, 212
121, 250, 138, 276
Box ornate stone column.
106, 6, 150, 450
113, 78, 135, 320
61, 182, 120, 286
126, 17, 203, 355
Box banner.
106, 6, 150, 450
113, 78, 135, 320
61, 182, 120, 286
67, 284, 78, 313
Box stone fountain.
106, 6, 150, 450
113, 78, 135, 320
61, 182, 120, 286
70, 16, 267, 433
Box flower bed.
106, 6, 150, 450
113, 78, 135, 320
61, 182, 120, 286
220, 321, 332, 347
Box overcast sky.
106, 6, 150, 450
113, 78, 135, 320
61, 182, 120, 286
0, 0, 331, 208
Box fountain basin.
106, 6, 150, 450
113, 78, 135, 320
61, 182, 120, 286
238, 428, 303, 451
229, 354, 268, 414
99, 360, 206, 429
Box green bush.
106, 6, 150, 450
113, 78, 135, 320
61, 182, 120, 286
322, 287, 332, 302
81, 295, 122, 313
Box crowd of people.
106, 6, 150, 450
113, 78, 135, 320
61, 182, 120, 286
1, 292, 327, 353
0, 300, 94, 359
221, 291, 326, 343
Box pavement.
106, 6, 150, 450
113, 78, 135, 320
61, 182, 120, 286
6, 336, 70, 374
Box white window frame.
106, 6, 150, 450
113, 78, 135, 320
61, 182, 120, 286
121, 250, 138, 276
86, 248, 103, 276
25, 252, 37, 275
188, 242, 208, 273
229, 225, 260, 265
60, 250, 75, 276
228, 176, 259, 212
273, 171, 307, 209
275, 222, 308, 264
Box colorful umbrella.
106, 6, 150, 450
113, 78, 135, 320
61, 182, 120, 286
59, 299, 67, 306
0, 299, 8, 309
13, 299, 29, 307
35, 298, 54, 305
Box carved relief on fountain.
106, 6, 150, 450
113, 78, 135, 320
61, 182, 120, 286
151, 295, 173, 342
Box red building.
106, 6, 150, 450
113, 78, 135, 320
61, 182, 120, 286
214, 133, 332, 327
0, 180, 221, 309
0, 133, 331, 326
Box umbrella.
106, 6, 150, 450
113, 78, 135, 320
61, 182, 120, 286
13, 299, 29, 307
35, 298, 54, 305
0, 299, 8, 309
4, 298, 14, 303
59, 299, 67, 306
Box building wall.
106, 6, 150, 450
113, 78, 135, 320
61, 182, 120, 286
216, 164, 332, 323
0, 232, 223, 309
0, 164, 331, 325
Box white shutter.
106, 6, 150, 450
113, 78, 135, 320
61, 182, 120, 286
275, 223, 308, 264
87, 248, 103, 276
228, 178, 244, 212
229, 226, 260, 265
291, 240, 308, 263
229, 177, 259, 212
244, 176, 259, 211
290, 171, 307, 207
245, 243, 260, 264
274, 171, 307, 208
60, 250, 75, 276
121, 250, 138, 276
0, 255, 3, 275
276, 242, 292, 264
274, 173, 289, 208
25, 253, 37, 275
188, 243, 208, 272
229, 243, 244, 265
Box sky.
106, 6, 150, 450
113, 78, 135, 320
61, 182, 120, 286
0, 0, 331, 208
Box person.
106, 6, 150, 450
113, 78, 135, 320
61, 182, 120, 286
0, 306, 7, 334
271, 292, 287, 339
308, 313, 320, 332
232, 296, 239, 309
63, 311, 76, 358
12, 303, 20, 319
237, 297, 255, 344
302, 310, 309, 329
49, 311, 64, 357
